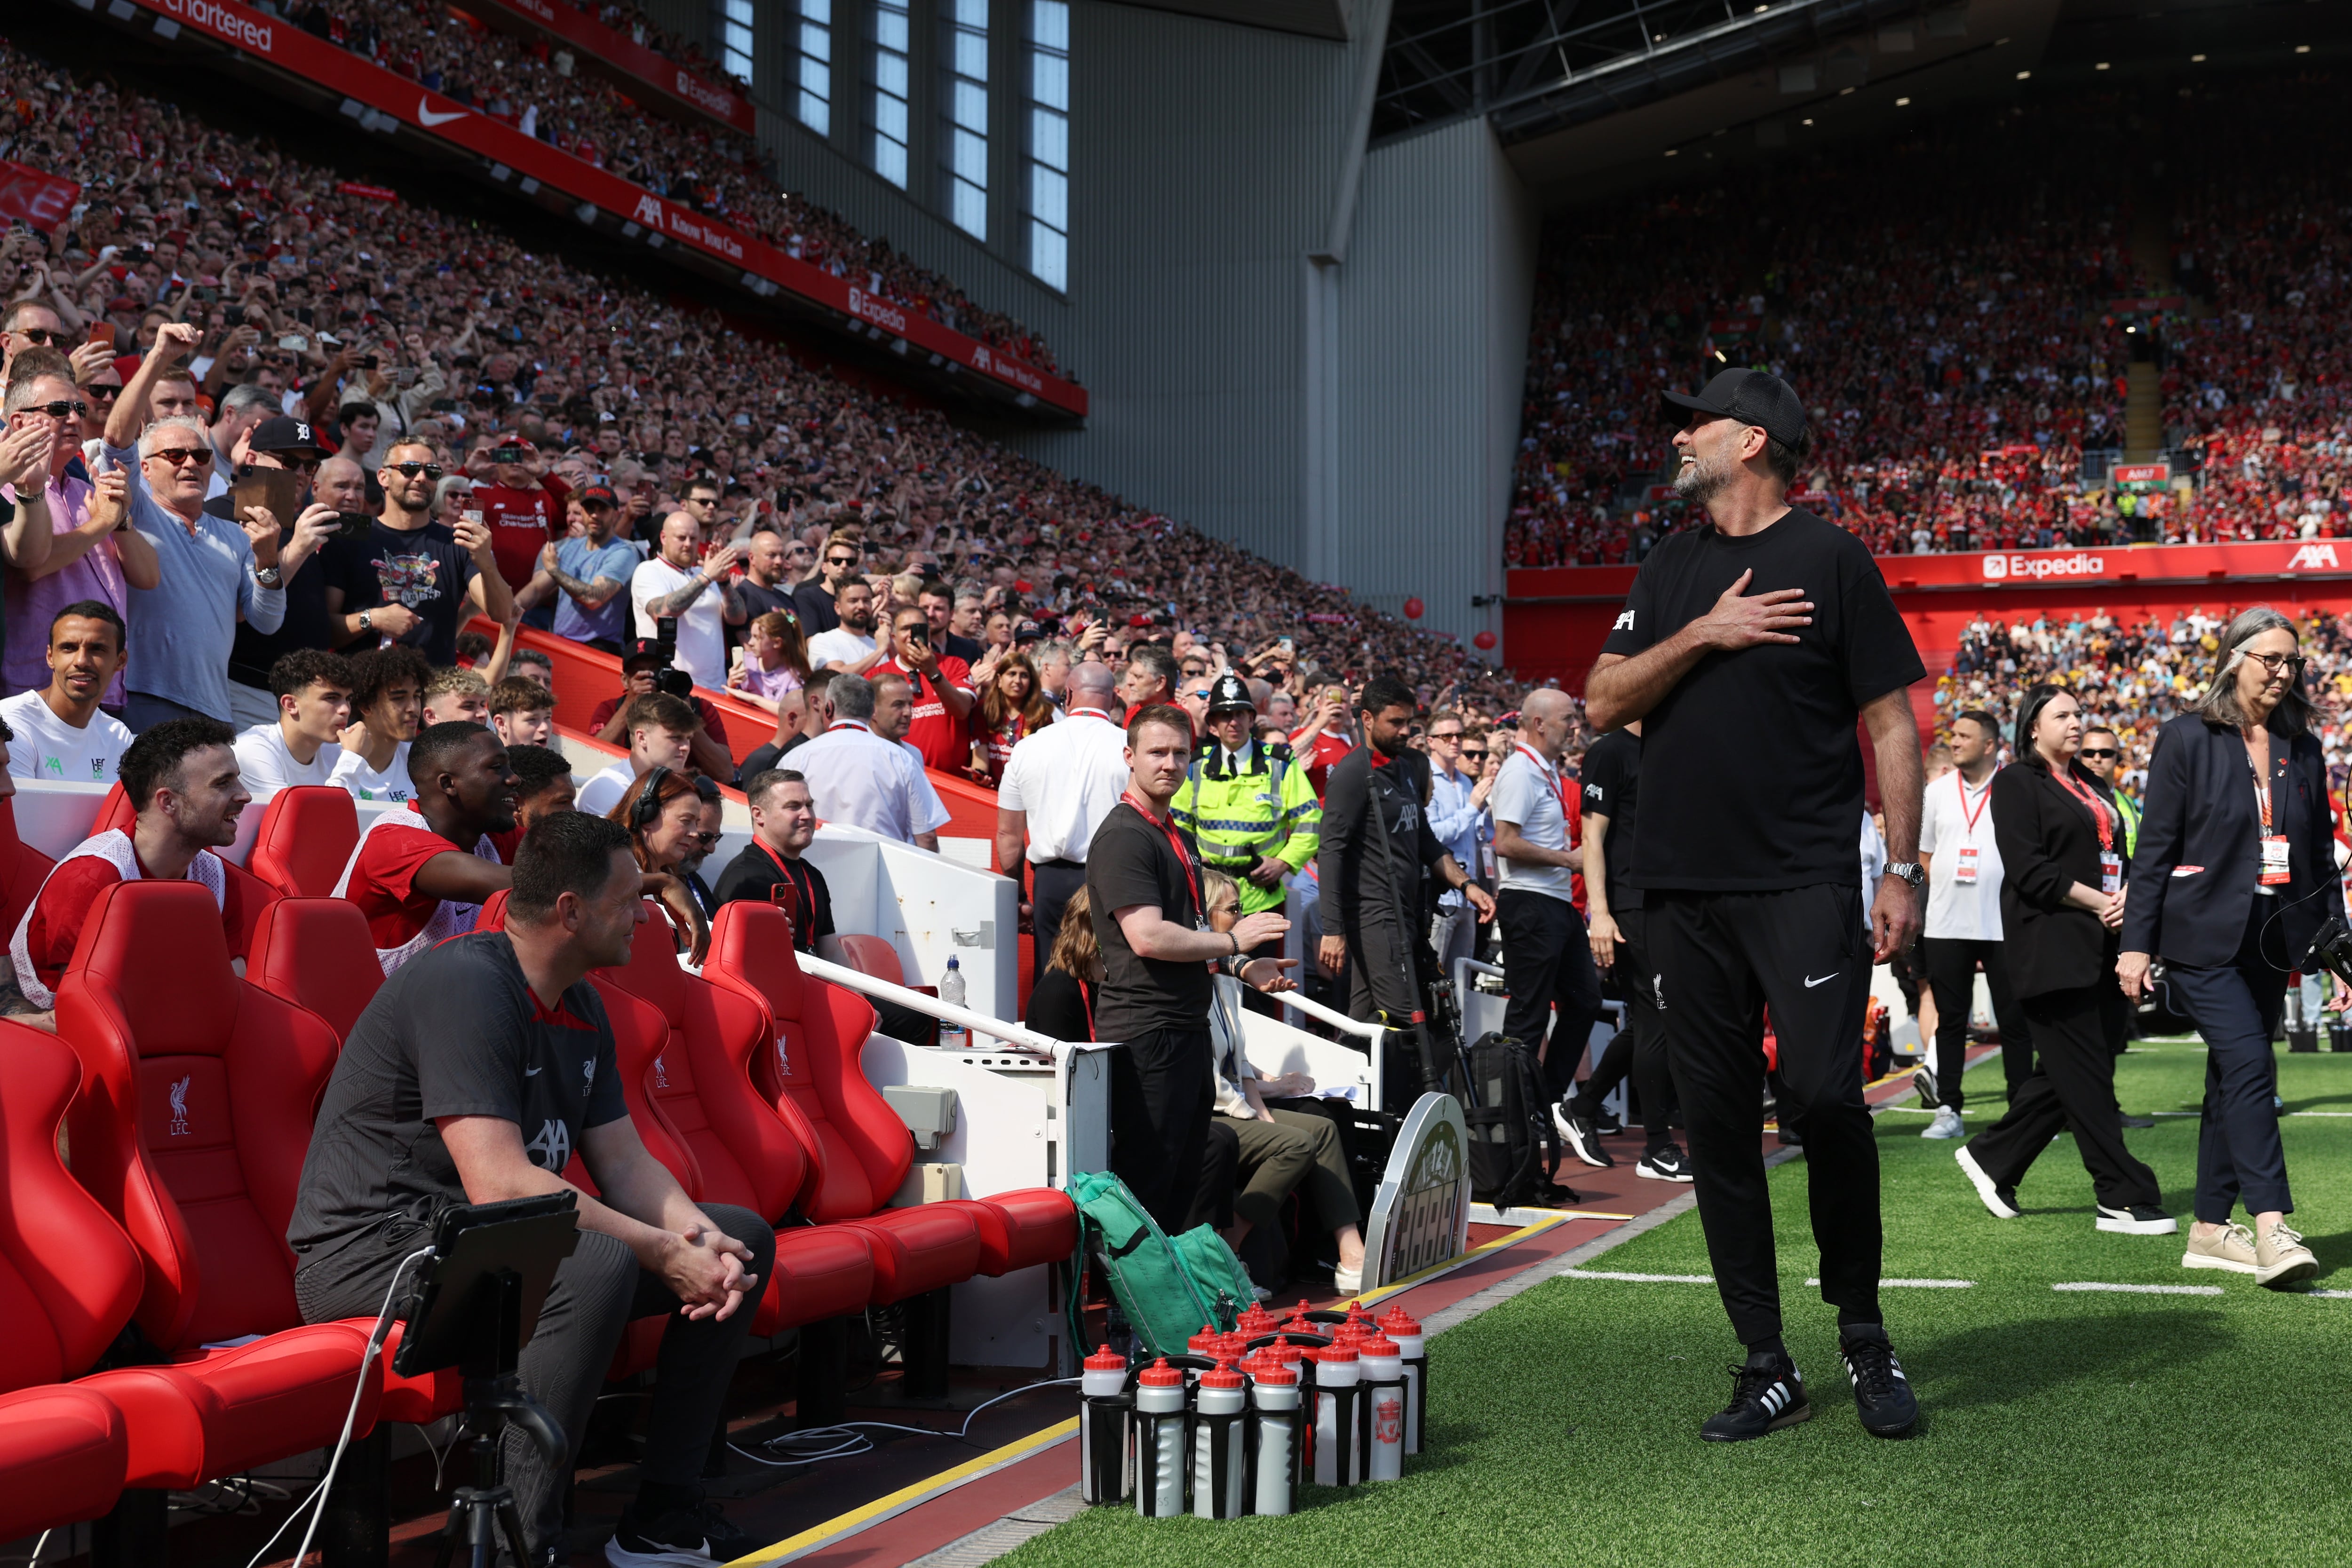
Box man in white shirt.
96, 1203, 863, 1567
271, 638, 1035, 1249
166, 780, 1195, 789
0, 601, 135, 785
575, 691, 698, 818
993, 660, 1129, 977
794, 673, 947, 850
1491, 687, 1599, 1113
233, 648, 356, 795
805, 580, 884, 674
1423, 708, 1495, 977
629, 511, 742, 692
1914, 708, 2029, 1138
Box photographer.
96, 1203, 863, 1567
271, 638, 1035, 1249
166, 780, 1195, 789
2121, 609, 2342, 1288
289, 812, 774, 1566
589, 639, 734, 781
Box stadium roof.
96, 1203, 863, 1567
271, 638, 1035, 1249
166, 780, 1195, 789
1103, 0, 1355, 40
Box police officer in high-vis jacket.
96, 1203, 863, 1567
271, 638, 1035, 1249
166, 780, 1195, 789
1173, 674, 1321, 917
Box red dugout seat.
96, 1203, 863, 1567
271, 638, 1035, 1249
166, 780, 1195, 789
0, 1024, 135, 1541
820, 932, 907, 986
245, 895, 384, 1046
704, 905, 1074, 1294
0, 796, 55, 938
247, 786, 361, 899
56, 881, 386, 1488
595, 909, 876, 1333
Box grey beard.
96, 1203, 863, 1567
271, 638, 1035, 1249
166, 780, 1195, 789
1671, 451, 1732, 505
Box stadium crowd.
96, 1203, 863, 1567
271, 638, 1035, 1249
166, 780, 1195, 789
276, 0, 1062, 373
1507, 76, 2352, 569
0, 30, 1497, 751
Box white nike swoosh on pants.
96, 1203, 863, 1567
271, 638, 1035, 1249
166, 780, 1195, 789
1804, 972, 1838, 988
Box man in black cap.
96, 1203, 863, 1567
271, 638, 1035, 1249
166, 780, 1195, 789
1586, 367, 1926, 1443
588, 637, 736, 782
215, 416, 346, 728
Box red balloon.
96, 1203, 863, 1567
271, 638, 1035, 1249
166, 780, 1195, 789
1473, 630, 1498, 651
1402, 597, 1425, 620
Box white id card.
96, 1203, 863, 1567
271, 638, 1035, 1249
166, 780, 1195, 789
1953, 846, 1979, 884
2100, 852, 2123, 895
2260, 835, 2292, 887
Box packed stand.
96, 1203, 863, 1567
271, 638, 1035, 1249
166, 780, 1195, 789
1509, 93, 2160, 567
1934, 604, 2352, 803
273, 0, 1064, 373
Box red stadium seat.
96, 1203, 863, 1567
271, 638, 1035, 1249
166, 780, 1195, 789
705, 905, 1074, 1292
0, 1024, 136, 1541
245, 896, 384, 1046
0, 797, 55, 939
821, 932, 907, 987
55, 881, 386, 1487
247, 786, 361, 899
595, 911, 875, 1333
93, 782, 134, 835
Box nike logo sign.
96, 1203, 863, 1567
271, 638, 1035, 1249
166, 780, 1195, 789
1804, 972, 1838, 989
418, 98, 468, 127
524, 1065, 544, 1076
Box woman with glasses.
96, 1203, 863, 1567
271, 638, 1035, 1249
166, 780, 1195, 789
2121, 607, 2343, 1287
611, 765, 720, 964
1954, 683, 2174, 1238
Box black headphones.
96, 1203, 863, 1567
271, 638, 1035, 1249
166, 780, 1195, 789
632, 766, 673, 831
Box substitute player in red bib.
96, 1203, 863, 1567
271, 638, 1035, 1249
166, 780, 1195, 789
334, 720, 518, 974
1587, 368, 1926, 1443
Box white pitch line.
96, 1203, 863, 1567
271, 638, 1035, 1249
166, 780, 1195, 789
2307, 1290, 2352, 1299
1558, 1269, 1715, 1284
2052, 1282, 2223, 1296
1806, 1277, 1973, 1288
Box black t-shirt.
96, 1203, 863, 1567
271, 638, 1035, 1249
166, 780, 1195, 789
1599, 507, 1922, 892
734, 578, 795, 652
1086, 801, 1211, 1038
733, 730, 808, 785
1026, 966, 1094, 1042
1579, 728, 1643, 911
210, 493, 337, 691
325, 518, 481, 667
286, 931, 624, 1270
792, 580, 839, 635
711, 839, 835, 952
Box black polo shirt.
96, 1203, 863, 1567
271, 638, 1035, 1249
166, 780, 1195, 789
711, 839, 835, 951
287, 931, 623, 1271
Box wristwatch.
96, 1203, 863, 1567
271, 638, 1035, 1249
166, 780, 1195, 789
253, 563, 283, 589
1884, 861, 1925, 890
358, 609, 374, 634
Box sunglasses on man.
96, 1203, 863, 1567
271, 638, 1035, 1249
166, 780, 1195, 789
2077, 747, 2118, 760
9, 326, 66, 346
21, 399, 89, 420
387, 460, 445, 480
146, 446, 210, 467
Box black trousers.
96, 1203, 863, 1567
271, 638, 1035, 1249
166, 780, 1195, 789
296, 1202, 777, 1555
1109, 1026, 1214, 1235
1498, 888, 1604, 1102
2167, 903, 2294, 1221
1031, 859, 1087, 983
1651, 886, 1879, 1346
1962, 982, 2161, 1210
1922, 935, 2033, 1109
1573, 906, 1674, 1142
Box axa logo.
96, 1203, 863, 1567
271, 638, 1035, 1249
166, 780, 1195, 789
1612, 609, 1635, 631
167, 1075, 191, 1137
975, 347, 992, 371
2289, 543, 2341, 571
524, 1118, 572, 1170
633, 193, 664, 226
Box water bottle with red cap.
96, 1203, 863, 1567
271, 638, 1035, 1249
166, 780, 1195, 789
1310, 1341, 1362, 1487
1359, 1336, 1406, 1481
1080, 1345, 1131, 1505
1244, 1353, 1302, 1516
1378, 1306, 1427, 1455
1190, 1360, 1248, 1519
1134, 1358, 1189, 1518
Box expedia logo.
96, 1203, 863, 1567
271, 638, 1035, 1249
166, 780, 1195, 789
846, 288, 908, 334
674, 71, 736, 116
1983, 552, 2104, 581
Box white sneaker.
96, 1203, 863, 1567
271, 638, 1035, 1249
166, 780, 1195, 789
1920, 1106, 1964, 1140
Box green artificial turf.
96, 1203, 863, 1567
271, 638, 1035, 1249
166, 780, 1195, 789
999, 1041, 2352, 1568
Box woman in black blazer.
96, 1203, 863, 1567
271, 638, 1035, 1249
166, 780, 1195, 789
1954, 684, 2173, 1235
2119, 607, 2342, 1288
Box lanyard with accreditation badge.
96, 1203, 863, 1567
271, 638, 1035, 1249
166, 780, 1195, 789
1952, 771, 1992, 884
2251, 755, 2293, 887
2050, 766, 2123, 895
1515, 743, 1573, 821
1122, 788, 1204, 921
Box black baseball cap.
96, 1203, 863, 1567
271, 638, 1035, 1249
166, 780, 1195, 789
580, 483, 618, 508
247, 415, 326, 456
1660, 368, 1808, 450
1206, 673, 1254, 715
623, 637, 667, 670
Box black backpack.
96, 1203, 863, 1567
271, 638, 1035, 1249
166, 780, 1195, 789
1462, 1031, 1569, 1208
